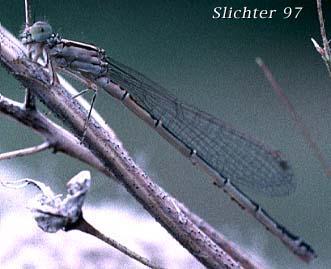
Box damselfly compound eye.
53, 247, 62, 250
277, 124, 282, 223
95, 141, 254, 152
28, 21, 53, 43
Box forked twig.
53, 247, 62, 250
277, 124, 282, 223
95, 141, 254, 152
312, 0, 331, 79
316, 0, 331, 60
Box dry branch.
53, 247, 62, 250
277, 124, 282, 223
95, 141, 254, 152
0, 23, 252, 269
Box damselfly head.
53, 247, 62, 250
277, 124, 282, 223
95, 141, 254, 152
21, 21, 53, 45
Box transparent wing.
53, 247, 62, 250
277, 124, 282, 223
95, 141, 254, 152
105, 58, 296, 197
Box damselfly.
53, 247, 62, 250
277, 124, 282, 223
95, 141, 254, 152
21, 21, 316, 262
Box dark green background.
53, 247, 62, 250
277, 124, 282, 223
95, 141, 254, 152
0, 1, 330, 268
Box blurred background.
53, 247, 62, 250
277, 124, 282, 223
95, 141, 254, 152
0, 1, 330, 268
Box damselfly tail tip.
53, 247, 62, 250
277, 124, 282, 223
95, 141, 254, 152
297, 241, 317, 263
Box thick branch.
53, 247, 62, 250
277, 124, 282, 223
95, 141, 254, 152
0, 24, 246, 268
177, 202, 263, 269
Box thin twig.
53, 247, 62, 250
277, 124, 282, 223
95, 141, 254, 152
0, 141, 51, 161
315, 0, 331, 79
66, 215, 165, 269
24, 0, 36, 109
256, 57, 331, 177
25, 0, 32, 26
0, 95, 113, 177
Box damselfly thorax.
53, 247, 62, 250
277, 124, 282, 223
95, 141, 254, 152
22, 21, 108, 85
48, 39, 108, 79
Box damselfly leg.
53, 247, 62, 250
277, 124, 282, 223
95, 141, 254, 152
71, 82, 99, 143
